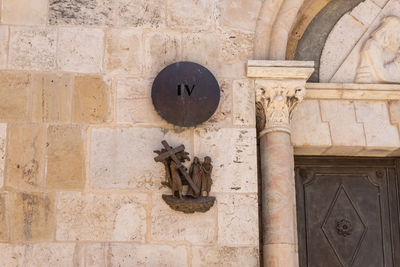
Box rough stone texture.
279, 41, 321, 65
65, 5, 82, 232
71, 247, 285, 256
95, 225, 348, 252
217, 193, 258, 246
9, 27, 57, 71
56, 192, 147, 241
0, 26, 8, 69
0, 72, 31, 121
0, 193, 8, 241
2, 0, 48, 25
0, 244, 24, 266
85, 243, 188, 266
90, 127, 191, 189
105, 29, 142, 74
46, 125, 86, 190
6, 124, 46, 190
233, 79, 255, 126
389, 100, 400, 125
8, 192, 55, 241
194, 128, 257, 193
350, 0, 381, 26
151, 193, 217, 244
116, 0, 166, 27
217, 0, 262, 32
192, 246, 259, 267
167, 0, 214, 29
0, 124, 6, 188
72, 75, 110, 124
58, 27, 104, 73
205, 80, 233, 127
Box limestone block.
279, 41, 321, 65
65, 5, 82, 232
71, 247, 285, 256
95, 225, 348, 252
389, 100, 400, 124
233, 79, 255, 126
0, 26, 8, 69
46, 125, 86, 190
9, 27, 57, 71
24, 243, 81, 266
145, 32, 181, 78
49, 0, 113, 26
167, 0, 213, 29
0, 244, 24, 266
117, 98, 165, 124
9, 192, 55, 241
58, 27, 104, 73
0, 71, 30, 121
2, 0, 48, 25
355, 101, 400, 148
291, 100, 332, 154
116, 0, 166, 28
350, 0, 381, 26
151, 193, 217, 244
192, 246, 259, 267
90, 127, 191, 189
105, 29, 142, 74
6, 123, 46, 190
204, 80, 232, 127
194, 128, 257, 193
116, 77, 151, 99
86, 243, 188, 266
217, 193, 258, 246
56, 192, 147, 241
0, 193, 7, 241
217, 0, 262, 32
320, 14, 366, 82
372, 0, 389, 8
72, 75, 111, 124
0, 124, 6, 188
31, 73, 73, 123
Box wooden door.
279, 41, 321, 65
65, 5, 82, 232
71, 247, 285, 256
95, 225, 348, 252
295, 157, 400, 267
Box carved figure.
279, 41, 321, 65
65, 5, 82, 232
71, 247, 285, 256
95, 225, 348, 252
356, 16, 400, 84
186, 157, 203, 198
201, 156, 213, 197
170, 161, 183, 199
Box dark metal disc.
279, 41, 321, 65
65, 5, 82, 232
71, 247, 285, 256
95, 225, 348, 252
151, 62, 220, 127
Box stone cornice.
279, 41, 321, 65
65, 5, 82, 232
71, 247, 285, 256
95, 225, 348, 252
247, 60, 314, 80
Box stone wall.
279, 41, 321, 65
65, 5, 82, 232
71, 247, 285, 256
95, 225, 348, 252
0, 1, 260, 265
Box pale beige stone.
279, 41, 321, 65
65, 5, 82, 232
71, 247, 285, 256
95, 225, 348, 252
204, 80, 233, 127
350, 0, 381, 26
86, 243, 188, 266
117, 98, 164, 124
46, 125, 86, 190
247, 60, 315, 79
167, 0, 213, 29
389, 100, 400, 124
0, 26, 8, 69
105, 29, 142, 74
233, 79, 255, 126
151, 193, 217, 244
90, 127, 191, 189
56, 192, 147, 241
72, 75, 111, 124
58, 27, 104, 73
192, 246, 259, 267
2, 0, 48, 25
0, 124, 6, 188
9, 27, 57, 71
217, 193, 259, 246
320, 100, 365, 147
115, 0, 166, 28
6, 123, 46, 190
372, 0, 389, 8
355, 101, 400, 148
0, 244, 25, 266
145, 32, 181, 77
0, 193, 8, 241
264, 243, 297, 267
194, 128, 257, 193
217, 0, 262, 32
291, 100, 332, 149
8, 192, 55, 241
24, 243, 81, 267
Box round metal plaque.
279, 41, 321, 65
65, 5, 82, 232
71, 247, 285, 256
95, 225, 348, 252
152, 62, 220, 127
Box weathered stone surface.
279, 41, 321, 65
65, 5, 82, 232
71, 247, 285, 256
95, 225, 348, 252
233, 79, 255, 126
86, 243, 187, 266
0, 72, 30, 121
389, 100, 400, 125
167, 0, 213, 29
350, 0, 381, 26
116, 0, 166, 27
24, 243, 81, 266
90, 127, 190, 189
105, 29, 142, 74
9, 27, 57, 71
46, 125, 86, 190
205, 80, 233, 126
0, 244, 24, 266
145, 32, 181, 77
2, 0, 48, 25
192, 246, 259, 267
194, 128, 257, 193
0, 124, 6, 188
49, 0, 114, 26
72, 75, 110, 124
0, 193, 8, 241
56, 192, 147, 241
0, 26, 8, 69
264, 243, 297, 267
151, 193, 217, 244
217, 193, 258, 246
9, 192, 55, 241
6, 124, 46, 190
58, 27, 104, 73
217, 0, 262, 32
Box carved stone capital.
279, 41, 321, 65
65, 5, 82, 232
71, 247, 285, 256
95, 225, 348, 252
256, 80, 306, 135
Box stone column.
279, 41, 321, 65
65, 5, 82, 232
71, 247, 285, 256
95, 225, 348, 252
247, 61, 314, 267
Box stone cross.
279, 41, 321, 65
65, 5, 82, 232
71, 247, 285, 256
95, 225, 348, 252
154, 140, 200, 195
